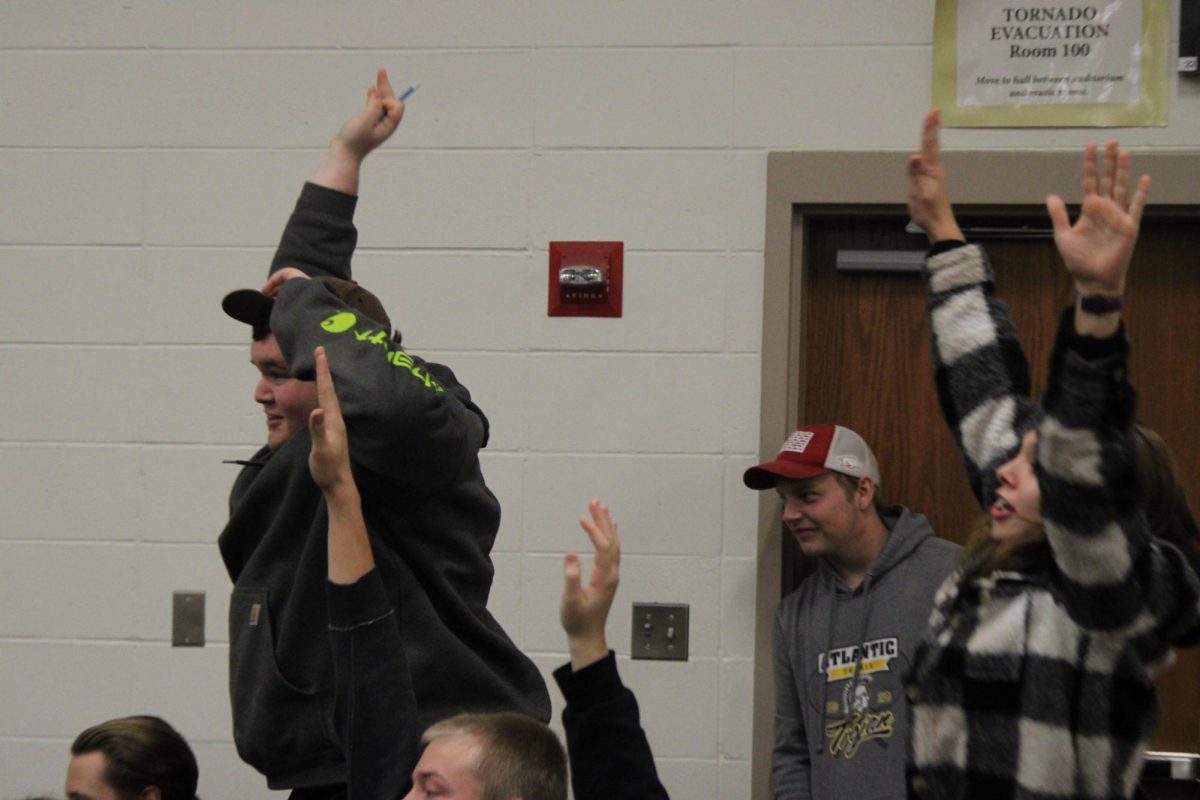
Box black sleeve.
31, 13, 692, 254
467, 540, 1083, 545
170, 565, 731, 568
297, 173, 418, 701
327, 569, 420, 798
554, 653, 670, 800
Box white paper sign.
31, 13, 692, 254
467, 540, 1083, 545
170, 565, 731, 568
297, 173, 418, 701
956, 0, 1142, 107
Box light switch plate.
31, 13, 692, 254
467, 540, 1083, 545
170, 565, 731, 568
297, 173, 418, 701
631, 602, 689, 661
172, 591, 205, 647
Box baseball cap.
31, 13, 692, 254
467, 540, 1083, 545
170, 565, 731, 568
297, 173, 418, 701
742, 424, 881, 490
222, 275, 392, 339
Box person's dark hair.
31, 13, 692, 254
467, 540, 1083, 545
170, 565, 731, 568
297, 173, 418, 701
70, 716, 198, 800
831, 472, 886, 515
1134, 424, 1200, 566
422, 712, 566, 800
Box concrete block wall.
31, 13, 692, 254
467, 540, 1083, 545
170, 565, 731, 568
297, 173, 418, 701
1, 2, 1194, 798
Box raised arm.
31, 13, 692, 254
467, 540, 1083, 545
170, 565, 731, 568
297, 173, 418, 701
554, 501, 670, 800
269, 68, 407, 281
907, 109, 1039, 507
310, 346, 374, 583
310, 346, 420, 797
1035, 144, 1180, 631
310, 67, 406, 195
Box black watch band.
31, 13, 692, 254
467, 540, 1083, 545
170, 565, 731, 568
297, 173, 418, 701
1076, 292, 1125, 314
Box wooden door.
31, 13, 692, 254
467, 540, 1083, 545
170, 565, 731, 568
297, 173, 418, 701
789, 207, 1200, 755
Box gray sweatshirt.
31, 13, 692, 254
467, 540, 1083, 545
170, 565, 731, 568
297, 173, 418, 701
772, 506, 959, 800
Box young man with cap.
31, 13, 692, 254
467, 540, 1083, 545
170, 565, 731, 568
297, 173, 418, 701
744, 424, 958, 800
218, 69, 549, 796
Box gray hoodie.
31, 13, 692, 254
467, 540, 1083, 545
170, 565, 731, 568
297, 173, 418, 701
772, 505, 959, 800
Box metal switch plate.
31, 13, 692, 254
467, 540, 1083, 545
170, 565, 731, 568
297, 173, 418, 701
172, 591, 205, 647
631, 602, 689, 661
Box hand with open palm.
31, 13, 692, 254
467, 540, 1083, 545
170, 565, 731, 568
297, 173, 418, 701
1045, 140, 1150, 298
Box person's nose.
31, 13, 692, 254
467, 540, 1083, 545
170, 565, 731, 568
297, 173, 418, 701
995, 457, 1017, 487
255, 376, 273, 405
782, 498, 804, 522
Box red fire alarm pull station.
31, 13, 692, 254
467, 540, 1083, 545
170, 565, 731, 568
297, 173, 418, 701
548, 241, 623, 317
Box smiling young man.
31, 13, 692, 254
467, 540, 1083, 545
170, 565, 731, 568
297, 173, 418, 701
249, 334, 318, 451
744, 424, 959, 800
217, 70, 549, 797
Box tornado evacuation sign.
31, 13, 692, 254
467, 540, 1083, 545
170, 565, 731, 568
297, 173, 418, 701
933, 0, 1169, 126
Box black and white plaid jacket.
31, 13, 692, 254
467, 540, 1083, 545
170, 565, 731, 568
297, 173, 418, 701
906, 243, 1200, 800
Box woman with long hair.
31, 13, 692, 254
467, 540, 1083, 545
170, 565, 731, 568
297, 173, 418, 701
903, 109, 1200, 800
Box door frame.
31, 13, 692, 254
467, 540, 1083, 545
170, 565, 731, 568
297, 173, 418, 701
752, 147, 1200, 800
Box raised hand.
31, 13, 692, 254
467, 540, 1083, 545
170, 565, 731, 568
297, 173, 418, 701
308, 346, 352, 495
310, 346, 375, 584
906, 109, 964, 243
311, 68, 407, 194
560, 499, 621, 671
332, 67, 406, 160
1045, 140, 1150, 297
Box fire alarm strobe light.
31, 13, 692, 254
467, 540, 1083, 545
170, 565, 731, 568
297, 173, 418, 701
548, 241, 623, 317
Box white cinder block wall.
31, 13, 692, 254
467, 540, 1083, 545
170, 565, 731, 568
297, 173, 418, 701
1, 2, 1195, 798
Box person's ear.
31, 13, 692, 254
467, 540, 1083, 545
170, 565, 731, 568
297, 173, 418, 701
856, 477, 875, 511
138, 787, 162, 800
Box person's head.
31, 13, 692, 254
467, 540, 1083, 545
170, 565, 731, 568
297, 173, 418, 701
962, 428, 1047, 571
743, 425, 887, 569
969, 422, 1200, 573
66, 716, 198, 800
248, 333, 319, 450
222, 275, 393, 451
404, 712, 566, 800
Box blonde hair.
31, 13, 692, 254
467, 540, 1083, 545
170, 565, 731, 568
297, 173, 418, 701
422, 712, 566, 800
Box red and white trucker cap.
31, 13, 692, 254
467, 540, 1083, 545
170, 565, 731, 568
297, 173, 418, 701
742, 424, 881, 490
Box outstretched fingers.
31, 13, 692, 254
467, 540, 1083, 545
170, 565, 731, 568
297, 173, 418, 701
562, 551, 583, 597
920, 108, 941, 166
580, 499, 620, 581
1100, 139, 1119, 199
1045, 193, 1070, 235
314, 346, 342, 422
1112, 149, 1131, 208
1128, 174, 1151, 226
308, 346, 352, 492
1081, 141, 1099, 199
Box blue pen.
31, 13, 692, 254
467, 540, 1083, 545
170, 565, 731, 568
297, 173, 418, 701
380, 85, 418, 120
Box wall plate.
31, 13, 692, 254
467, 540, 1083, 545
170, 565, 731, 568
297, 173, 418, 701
172, 591, 205, 647
631, 602, 688, 661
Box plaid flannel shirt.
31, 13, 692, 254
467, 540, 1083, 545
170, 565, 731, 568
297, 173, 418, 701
906, 244, 1200, 800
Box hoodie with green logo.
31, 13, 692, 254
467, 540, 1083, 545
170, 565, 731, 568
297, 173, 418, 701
219, 183, 550, 790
